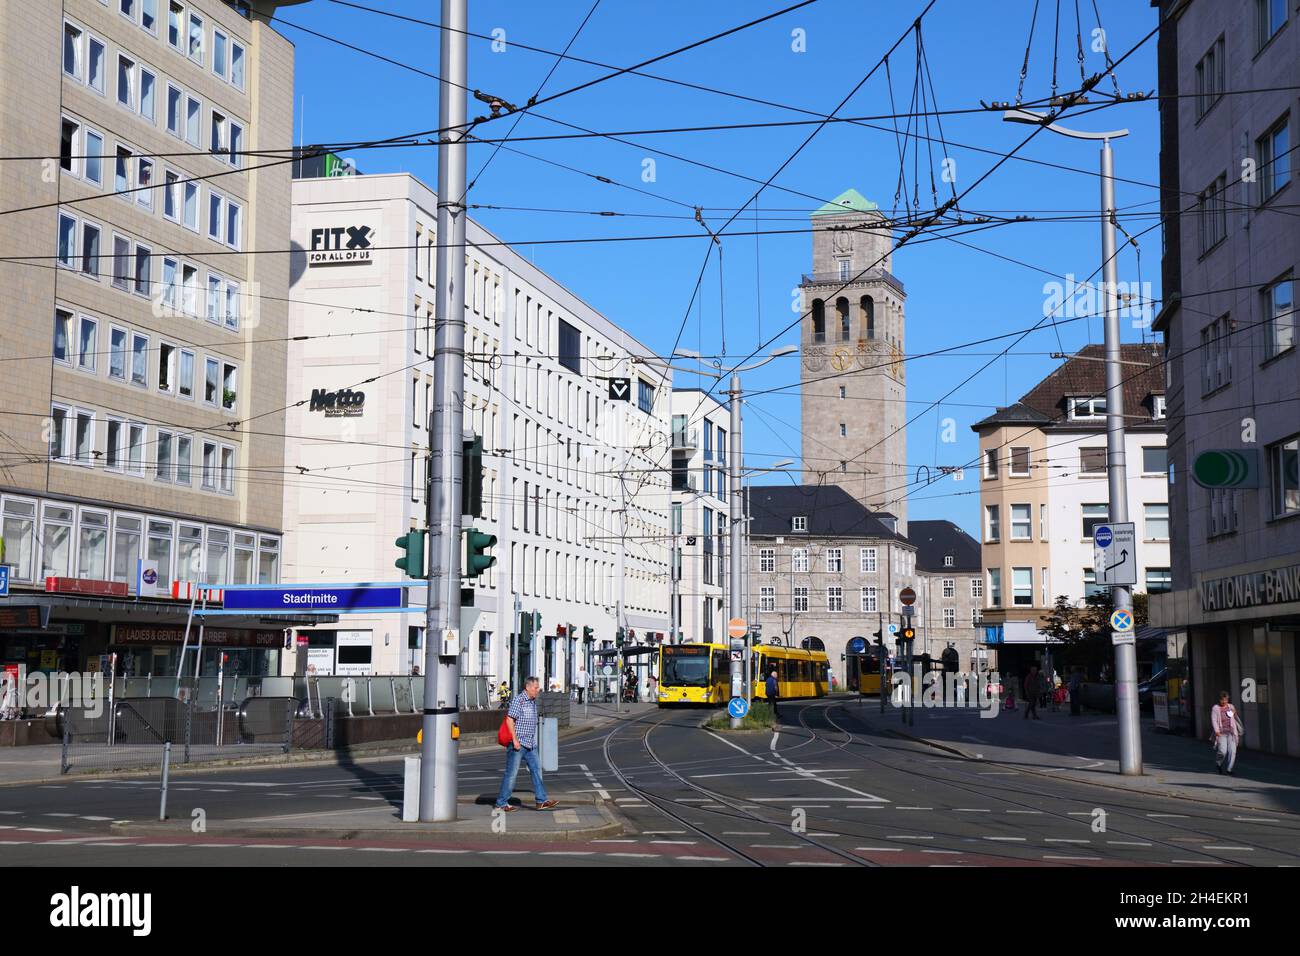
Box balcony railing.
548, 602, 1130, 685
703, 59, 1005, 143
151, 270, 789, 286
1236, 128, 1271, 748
671, 427, 699, 450
802, 268, 905, 296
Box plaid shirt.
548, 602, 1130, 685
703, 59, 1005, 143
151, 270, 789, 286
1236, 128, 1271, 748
507, 692, 540, 749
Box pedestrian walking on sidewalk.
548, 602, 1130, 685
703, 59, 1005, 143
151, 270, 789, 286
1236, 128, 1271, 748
1210, 691, 1244, 776
494, 677, 559, 812
1067, 666, 1084, 717
766, 668, 780, 722
1022, 666, 1043, 720
575, 665, 589, 704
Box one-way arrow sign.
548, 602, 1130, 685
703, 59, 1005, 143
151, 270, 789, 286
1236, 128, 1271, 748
608, 377, 631, 402
1093, 522, 1137, 586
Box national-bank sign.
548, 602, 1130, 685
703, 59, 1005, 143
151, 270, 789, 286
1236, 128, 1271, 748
1199, 562, 1300, 612
308, 225, 374, 267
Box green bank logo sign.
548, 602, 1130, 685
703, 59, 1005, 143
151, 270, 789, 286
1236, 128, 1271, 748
1200, 563, 1300, 611
1191, 449, 1260, 489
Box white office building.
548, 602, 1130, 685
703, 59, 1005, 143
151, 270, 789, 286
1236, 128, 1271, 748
282, 171, 672, 688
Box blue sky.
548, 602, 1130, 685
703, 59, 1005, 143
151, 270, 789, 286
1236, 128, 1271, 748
283, 0, 1162, 534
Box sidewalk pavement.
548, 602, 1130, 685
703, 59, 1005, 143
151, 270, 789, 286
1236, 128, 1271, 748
863, 700, 1300, 815
110, 792, 623, 844
0, 700, 658, 787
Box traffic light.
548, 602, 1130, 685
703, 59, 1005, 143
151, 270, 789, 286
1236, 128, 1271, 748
582, 626, 594, 642
902, 627, 915, 641
532, 611, 542, 636
394, 531, 426, 578
520, 610, 534, 641
616, 627, 626, 647
872, 628, 883, 643
463, 527, 497, 578
461, 435, 484, 518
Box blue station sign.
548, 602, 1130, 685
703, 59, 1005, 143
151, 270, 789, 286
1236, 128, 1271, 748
221, 586, 403, 612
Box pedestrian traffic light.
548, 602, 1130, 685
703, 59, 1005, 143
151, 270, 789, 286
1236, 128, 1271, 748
461, 435, 485, 518
520, 610, 533, 641
872, 629, 883, 642
463, 527, 497, 578
616, 626, 626, 647
394, 530, 426, 578
582, 626, 594, 642
902, 627, 915, 641
532, 611, 542, 636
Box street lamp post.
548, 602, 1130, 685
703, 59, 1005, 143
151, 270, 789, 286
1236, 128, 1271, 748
1003, 107, 1141, 775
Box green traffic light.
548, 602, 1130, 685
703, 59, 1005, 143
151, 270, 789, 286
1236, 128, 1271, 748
464, 527, 497, 579
394, 531, 425, 578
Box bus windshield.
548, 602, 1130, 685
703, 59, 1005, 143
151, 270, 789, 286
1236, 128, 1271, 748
661, 647, 711, 687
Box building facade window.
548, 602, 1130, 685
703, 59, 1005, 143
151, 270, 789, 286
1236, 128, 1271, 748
825, 548, 842, 573
860, 547, 876, 572
1145, 503, 1170, 540
984, 504, 1000, 543
987, 568, 1001, 607
1009, 446, 1030, 476
943, 608, 956, 628
1257, 115, 1291, 204
1264, 275, 1294, 358
1010, 504, 1031, 541
792, 547, 809, 573
827, 587, 843, 613
760, 587, 775, 612
861, 586, 877, 612
792, 586, 808, 613
1081, 504, 1108, 539
1269, 435, 1300, 517
1012, 567, 1033, 606
942, 578, 955, 598
759, 548, 775, 573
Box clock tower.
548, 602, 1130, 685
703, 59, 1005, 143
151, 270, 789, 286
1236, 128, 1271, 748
799, 189, 908, 531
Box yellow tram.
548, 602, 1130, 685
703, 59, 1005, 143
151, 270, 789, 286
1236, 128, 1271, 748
656, 643, 729, 705
855, 645, 892, 696
752, 644, 831, 702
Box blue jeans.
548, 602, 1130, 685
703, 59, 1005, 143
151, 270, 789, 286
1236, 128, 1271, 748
495, 744, 548, 808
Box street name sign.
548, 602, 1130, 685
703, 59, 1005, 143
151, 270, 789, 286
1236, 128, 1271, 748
1093, 522, 1137, 586
222, 586, 403, 612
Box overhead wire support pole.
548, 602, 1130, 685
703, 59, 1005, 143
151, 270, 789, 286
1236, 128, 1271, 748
420, 0, 469, 823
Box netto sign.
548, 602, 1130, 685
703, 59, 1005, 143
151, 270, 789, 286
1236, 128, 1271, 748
310, 387, 365, 417
308, 225, 374, 267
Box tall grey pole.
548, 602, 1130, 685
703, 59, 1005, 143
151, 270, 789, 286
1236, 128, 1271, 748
1101, 138, 1142, 776
728, 374, 744, 727
420, 0, 468, 822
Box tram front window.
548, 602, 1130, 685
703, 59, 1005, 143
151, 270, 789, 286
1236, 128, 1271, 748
662, 647, 711, 687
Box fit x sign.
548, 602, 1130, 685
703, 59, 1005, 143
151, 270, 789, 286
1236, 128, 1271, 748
308, 225, 375, 267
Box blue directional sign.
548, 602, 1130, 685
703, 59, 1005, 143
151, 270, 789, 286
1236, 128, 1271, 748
727, 696, 749, 719
1094, 525, 1113, 548
221, 586, 403, 612
887, 623, 899, 636
0, 565, 8, 597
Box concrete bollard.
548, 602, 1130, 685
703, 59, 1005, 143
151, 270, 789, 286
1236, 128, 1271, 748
402, 755, 420, 822
539, 716, 558, 772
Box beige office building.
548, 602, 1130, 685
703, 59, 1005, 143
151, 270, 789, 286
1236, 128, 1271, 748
0, 0, 295, 678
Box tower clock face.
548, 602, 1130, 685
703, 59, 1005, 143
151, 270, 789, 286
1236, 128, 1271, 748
830, 347, 853, 371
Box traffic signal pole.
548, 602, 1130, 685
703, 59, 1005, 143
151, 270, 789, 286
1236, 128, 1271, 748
1101, 138, 1142, 776
419, 0, 468, 823
727, 373, 744, 729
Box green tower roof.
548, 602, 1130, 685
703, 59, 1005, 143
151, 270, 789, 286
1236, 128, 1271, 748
810, 188, 878, 217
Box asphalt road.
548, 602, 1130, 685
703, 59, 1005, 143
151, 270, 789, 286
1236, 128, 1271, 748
3, 698, 1299, 867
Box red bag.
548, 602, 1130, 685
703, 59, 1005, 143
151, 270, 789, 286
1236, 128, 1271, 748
497, 714, 514, 747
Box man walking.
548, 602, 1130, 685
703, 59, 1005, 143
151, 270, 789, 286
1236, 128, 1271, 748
1211, 691, 1244, 776
1022, 665, 1043, 721
575, 664, 589, 705
766, 667, 780, 722
1067, 666, 1083, 717
494, 676, 558, 812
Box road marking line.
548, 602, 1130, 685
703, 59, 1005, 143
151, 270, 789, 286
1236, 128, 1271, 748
44, 813, 76, 817
1233, 817, 1279, 823
1045, 839, 1090, 844
1006, 810, 1043, 814
18, 827, 61, 833
1108, 841, 1152, 847
1042, 855, 1101, 861
856, 847, 903, 852
978, 772, 1019, 776
0, 841, 31, 845
80, 816, 114, 822
898, 806, 932, 811
921, 849, 960, 855
299, 846, 349, 851
750, 844, 807, 849
722, 832, 769, 836
1172, 859, 1226, 865
649, 840, 697, 845
678, 855, 730, 862
1146, 813, 1189, 819
788, 861, 845, 866
592, 839, 638, 843
1066, 812, 1093, 816
887, 835, 933, 840
480, 850, 527, 855
359, 848, 407, 853
1203, 846, 1255, 851
770, 732, 779, 751
135, 843, 183, 848
953, 808, 990, 813
753, 798, 883, 803
416, 849, 470, 854
240, 845, 288, 849
541, 851, 594, 856
643, 830, 687, 835
985, 837, 1026, 842
605, 852, 659, 858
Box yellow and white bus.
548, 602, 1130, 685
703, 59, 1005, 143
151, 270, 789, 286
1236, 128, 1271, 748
657, 643, 729, 706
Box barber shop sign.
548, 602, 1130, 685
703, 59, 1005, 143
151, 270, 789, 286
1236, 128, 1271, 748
308, 225, 374, 267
